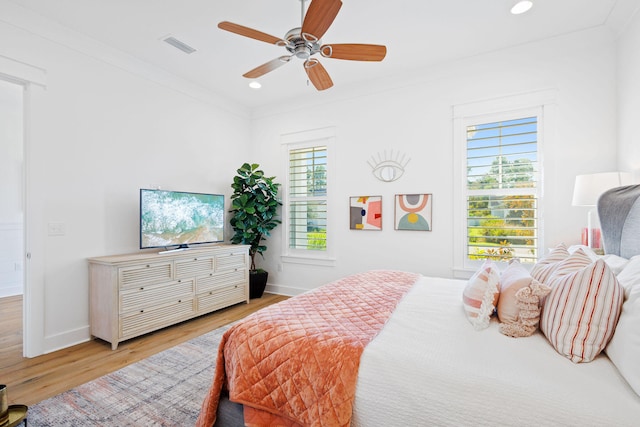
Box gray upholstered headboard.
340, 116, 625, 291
598, 184, 640, 258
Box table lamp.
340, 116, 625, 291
572, 172, 631, 248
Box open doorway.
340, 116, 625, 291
0, 78, 25, 362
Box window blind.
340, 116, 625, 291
466, 117, 538, 263
288, 146, 327, 251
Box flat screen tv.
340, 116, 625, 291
140, 189, 225, 251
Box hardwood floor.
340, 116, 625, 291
0, 294, 23, 364
0, 293, 288, 406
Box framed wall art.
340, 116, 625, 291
349, 196, 382, 230
395, 193, 432, 231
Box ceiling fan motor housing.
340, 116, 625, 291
285, 27, 321, 59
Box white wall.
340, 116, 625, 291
618, 7, 640, 176
0, 4, 252, 354
251, 27, 619, 295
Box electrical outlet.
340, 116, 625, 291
48, 222, 66, 236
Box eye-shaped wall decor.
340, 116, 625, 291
367, 150, 411, 182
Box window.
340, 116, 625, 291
288, 145, 328, 251
453, 90, 554, 275
281, 127, 335, 265
465, 116, 539, 264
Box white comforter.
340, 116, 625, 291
352, 276, 640, 426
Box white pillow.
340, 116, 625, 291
616, 255, 640, 299
605, 256, 640, 396
567, 244, 630, 275
601, 254, 630, 276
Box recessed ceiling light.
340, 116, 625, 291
511, 0, 533, 15
249, 81, 262, 89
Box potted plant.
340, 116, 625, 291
229, 163, 282, 298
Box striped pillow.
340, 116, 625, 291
540, 259, 624, 363
463, 259, 500, 330
532, 247, 593, 286
530, 243, 570, 283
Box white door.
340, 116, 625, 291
0, 78, 25, 356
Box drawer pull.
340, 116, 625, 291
146, 264, 150, 268
210, 273, 213, 276
178, 279, 181, 283
209, 292, 213, 295
140, 309, 144, 313
178, 299, 182, 303
140, 287, 144, 291
235, 285, 238, 288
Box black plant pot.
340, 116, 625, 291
249, 270, 268, 299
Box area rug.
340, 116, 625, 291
28, 324, 232, 426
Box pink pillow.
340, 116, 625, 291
463, 259, 500, 330
541, 259, 624, 363
498, 260, 536, 324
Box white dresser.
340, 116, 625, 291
88, 245, 249, 349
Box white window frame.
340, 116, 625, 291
281, 127, 336, 266
452, 90, 556, 278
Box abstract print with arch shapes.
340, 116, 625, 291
349, 196, 382, 230
395, 194, 432, 231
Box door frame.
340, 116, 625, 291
1, 56, 47, 357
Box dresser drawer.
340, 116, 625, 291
120, 279, 194, 314
197, 270, 245, 293
119, 262, 173, 289
215, 250, 247, 271
197, 284, 245, 312
175, 256, 215, 279
120, 298, 195, 338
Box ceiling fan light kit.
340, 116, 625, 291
218, 0, 387, 91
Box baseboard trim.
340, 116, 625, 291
265, 283, 307, 297
44, 325, 91, 354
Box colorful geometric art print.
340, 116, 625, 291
349, 196, 382, 230
394, 194, 432, 231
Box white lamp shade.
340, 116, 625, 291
572, 172, 632, 207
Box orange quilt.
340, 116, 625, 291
196, 270, 419, 427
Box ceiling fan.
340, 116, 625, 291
218, 0, 387, 91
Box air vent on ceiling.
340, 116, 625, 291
162, 36, 197, 54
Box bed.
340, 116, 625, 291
197, 184, 640, 427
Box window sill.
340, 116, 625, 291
281, 254, 337, 267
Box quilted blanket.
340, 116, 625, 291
196, 270, 419, 427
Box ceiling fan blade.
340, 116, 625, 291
301, 0, 343, 40
218, 21, 285, 45
304, 59, 333, 91
243, 56, 292, 79
321, 44, 387, 61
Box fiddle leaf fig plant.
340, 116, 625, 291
229, 163, 281, 271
